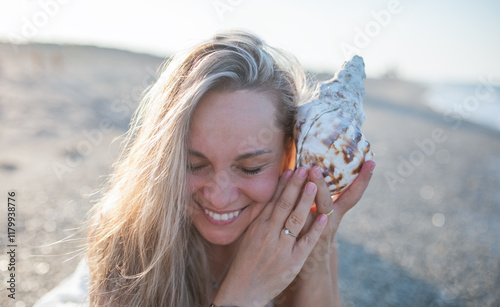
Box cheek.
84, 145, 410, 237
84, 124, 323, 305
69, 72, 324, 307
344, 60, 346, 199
188, 174, 205, 193
245, 169, 281, 204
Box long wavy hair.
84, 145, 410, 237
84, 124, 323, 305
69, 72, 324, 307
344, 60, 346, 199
86, 30, 310, 306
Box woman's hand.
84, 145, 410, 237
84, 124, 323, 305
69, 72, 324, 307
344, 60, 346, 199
310, 159, 375, 242
213, 167, 329, 307
278, 160, 375, 306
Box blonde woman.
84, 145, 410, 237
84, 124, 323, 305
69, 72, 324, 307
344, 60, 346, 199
39, 30, 374, 306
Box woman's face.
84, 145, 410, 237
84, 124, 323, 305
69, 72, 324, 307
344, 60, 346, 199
188, 89, 290, 245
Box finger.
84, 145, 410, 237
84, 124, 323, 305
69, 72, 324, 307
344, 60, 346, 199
309, 166, 334, 215
333, 160, 375, 217
282, 182, 317, 240
261, 169, 293, 218
293, 213, 328, 257
270, 167, 308, 226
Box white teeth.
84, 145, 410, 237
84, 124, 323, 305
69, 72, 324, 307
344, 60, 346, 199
203, 207, 242, 221
204, 209, 215, 218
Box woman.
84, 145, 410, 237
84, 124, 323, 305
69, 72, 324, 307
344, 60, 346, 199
85, 30, 375, 306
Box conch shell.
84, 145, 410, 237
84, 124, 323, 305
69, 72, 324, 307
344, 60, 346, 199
294, 55, 372, 195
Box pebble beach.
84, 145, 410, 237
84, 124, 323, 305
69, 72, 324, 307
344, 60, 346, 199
0, 43, 498, 306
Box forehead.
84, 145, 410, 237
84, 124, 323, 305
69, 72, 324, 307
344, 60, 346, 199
189, 90, 283, 155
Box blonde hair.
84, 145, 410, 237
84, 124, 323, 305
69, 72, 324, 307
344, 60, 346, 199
86, 30, 310, 306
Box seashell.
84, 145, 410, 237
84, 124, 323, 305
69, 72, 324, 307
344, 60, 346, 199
294, 55, 373, 195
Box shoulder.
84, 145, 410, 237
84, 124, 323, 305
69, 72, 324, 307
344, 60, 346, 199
34, 259, 89, 307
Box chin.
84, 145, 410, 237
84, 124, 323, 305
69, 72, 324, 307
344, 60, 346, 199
202, 230, 241, 246
192, 221, 244, 246
190, 203, 252, 246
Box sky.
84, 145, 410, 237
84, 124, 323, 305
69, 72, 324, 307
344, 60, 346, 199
1, 0, 499, 84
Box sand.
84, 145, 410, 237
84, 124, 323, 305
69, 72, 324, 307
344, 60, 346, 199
0, 43, 498, 306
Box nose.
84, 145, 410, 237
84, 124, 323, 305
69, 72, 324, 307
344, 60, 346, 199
202, 171, 239, 208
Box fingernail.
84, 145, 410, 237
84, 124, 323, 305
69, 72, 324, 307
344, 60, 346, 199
283, 169, 293, 179
318, 214, 327, 225
296, 167, 307, 179
369, 161, 376, 174
305, 182, 316, 194
313, 166, 322, 178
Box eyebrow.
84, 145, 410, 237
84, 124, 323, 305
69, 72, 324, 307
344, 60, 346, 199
188, 149, 272, 161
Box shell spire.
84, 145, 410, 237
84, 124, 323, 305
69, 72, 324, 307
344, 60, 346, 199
294, 55, 372, 195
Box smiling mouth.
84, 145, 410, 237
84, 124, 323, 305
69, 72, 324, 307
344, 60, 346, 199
195, 201, 247, 223
203, 207, 241, 221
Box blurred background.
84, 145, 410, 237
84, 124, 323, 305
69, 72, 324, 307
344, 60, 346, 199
0, 0, 499, 306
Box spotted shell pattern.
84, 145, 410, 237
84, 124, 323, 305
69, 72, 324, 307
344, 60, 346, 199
294, 56, 372, 195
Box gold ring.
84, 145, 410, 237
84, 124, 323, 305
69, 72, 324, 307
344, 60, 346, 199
326, 208, 334, 216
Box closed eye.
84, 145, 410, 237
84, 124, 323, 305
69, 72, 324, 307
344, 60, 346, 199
241, 167, 262, 175
188, 164, 206, 172
189, 165, 263, 175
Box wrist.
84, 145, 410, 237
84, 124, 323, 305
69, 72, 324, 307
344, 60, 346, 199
213, 285, 248, 307
310, 236, 336, 264
214, 288, 267, 307
213, 282, 238, 306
